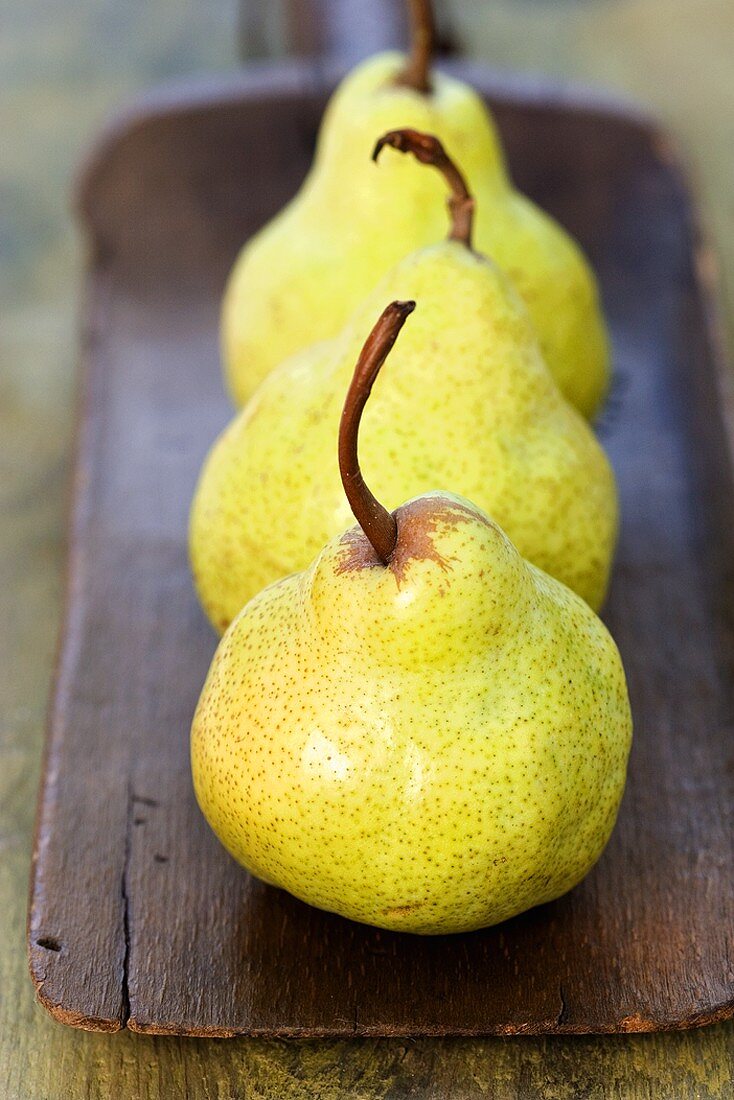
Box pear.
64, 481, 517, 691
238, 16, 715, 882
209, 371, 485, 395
191, 300, 632, 935
222, 0, 609, 417
191, 132, 618, 634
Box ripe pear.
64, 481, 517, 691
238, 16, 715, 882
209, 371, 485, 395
191, 301, 632, 935
191, 133, 618, 634
222, 0, 609, 417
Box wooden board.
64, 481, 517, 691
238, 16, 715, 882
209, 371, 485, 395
27, 61, 734, 1037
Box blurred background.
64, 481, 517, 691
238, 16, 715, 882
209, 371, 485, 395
2, 2, 733, 1096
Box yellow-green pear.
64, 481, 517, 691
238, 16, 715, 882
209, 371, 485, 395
191, 300, 632, 935
222, 0, 609, 417
191, 133, 618, 634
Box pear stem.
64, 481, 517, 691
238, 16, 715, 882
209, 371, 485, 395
394, 0, 435, 94
338, 301, 416, 565
372, 129, 475, 249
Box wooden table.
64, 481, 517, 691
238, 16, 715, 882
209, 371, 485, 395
2, 2, 732, 1095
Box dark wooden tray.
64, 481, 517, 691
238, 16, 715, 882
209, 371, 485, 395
28, 61, 734, 1037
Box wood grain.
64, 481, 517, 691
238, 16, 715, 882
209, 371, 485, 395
26, 61, 734, 1038
4, 1, 734, 1095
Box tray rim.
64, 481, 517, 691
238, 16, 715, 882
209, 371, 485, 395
28, 61, 734, 1037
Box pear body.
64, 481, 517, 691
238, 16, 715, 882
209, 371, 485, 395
192, 493, 632, 934
222, 53, 609, 417
192, 243, 617, 633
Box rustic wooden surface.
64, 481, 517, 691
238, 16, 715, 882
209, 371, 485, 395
27, 63, 734, 1040
4, 0, 734, 1095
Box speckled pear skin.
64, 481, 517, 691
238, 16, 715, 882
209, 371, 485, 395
191, 243, 618, 632
191, 492, 632, 935
222, 52, 609, 418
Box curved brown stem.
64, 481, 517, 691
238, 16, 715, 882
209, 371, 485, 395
338, 301, 416, 564
394, 0, 435, 94
372, 129, 475, 249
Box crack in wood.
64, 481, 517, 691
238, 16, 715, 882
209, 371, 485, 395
557, 984, 569, 1027
36, 937, 62, 953
120, 781, 133, 1027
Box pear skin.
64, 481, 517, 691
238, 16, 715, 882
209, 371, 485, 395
222, 50, 609, 417
192, 489, 631, 934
